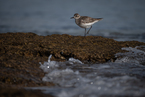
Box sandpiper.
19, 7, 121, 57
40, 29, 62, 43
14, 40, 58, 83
71, 13, 103, 36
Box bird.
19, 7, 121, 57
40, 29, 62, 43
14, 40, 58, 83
71, 13, 103, 36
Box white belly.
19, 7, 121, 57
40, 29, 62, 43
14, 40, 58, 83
78, 21, 98, 28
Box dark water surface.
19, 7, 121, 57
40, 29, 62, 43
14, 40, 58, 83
0, 0, 145, 42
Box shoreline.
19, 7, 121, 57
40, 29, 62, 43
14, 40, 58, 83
0, 32, 145, 96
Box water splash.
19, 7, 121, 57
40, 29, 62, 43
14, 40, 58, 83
38, 46, 145, 97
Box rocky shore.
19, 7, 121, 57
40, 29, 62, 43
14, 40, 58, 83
0, 32, 145, 96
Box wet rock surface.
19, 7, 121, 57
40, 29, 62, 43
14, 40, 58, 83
0, 87, 53, 97
0, 32, 145, 96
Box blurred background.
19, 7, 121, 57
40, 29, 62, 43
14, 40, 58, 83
0, 0, 145, 42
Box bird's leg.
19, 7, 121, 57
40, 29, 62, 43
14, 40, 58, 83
87, 26, 92, 34
84, 28, 86, 36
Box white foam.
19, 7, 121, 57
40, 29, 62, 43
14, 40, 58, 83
39, 55, 59, 72
115, 46, 145, 65
68, 58, 83, 64
39, 46, 145, 97
58, 76, 144, 97
42, 68, 81, 87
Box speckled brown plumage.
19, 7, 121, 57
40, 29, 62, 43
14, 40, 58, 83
71, 13, 103, 36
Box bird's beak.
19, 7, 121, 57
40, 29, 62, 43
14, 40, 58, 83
70, 17, 74, 19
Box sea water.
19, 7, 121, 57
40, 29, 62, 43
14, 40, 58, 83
1, 1, 145, 96
26, 45, 145, 97
0, 0, 145, 42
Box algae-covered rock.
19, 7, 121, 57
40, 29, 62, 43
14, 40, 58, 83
0, 32, 145, 88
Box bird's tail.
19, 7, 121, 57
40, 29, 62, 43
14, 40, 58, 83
96, 18, 103, 21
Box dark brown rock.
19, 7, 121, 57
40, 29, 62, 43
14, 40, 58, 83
0, 32, 145, 89
0, 87, 54, 97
